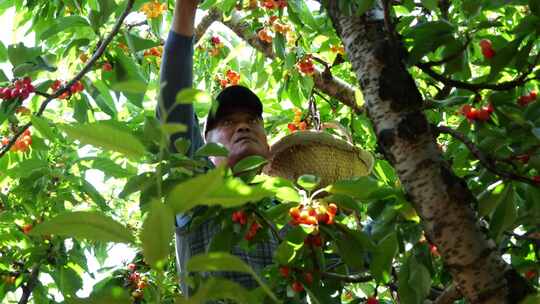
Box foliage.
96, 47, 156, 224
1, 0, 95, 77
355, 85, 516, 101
0, 0, 538, 303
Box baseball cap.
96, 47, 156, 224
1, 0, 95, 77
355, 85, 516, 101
204, 85, 263, 135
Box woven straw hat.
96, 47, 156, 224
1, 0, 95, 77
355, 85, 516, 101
263, 131, 374, 188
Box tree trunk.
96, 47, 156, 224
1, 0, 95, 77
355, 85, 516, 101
322, 1, 518, 303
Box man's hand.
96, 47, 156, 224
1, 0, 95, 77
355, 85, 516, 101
172, 0, 199, 37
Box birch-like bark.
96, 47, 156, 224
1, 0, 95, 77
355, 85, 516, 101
321, 1, 528, 303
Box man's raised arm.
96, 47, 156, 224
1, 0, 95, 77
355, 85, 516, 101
158, 0, 203, 155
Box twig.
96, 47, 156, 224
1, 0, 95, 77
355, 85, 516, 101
0, 0, 136, 159
422, 36, 471, 68
33, 90, 53, 99
416, 53, 539, 93
253, 209, 283, 243
194, 8, 221, 44
430, 284, 462, 304
436, 125, 539, 187
320, 271, 372, 283
18, 264, 40, 304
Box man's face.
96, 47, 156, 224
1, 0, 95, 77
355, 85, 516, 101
206, 109, 269, 167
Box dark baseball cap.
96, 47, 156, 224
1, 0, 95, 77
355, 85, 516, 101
204, 85, 263, 135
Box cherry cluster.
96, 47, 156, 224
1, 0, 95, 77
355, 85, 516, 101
297, 55, 315, 76
288, 203, 338, 226
231, 210, 262, 241
218, 69, 240, 88
287, 108, 307, 132
143, 46, 163, 58
517, 91, 537, 107
278, 266, 314, 293
0, 77, 35, 102
261, 0, 287, 9
2, 129, 32, 153
460, 103, 494, 122
257, 28, 273, 43
126, 263, 148, 300
51, 80, 84, 100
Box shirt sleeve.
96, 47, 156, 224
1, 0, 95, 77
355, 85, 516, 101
157, 30, 204, 156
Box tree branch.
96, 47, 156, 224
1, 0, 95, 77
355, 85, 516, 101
220, 11, 363, 114
422, 36, 471, 68
194, 8, 222, 44
0, 0, 136, 159
416, 52, 539, 92
18, 264, 40, 304
436, 125, 539, 187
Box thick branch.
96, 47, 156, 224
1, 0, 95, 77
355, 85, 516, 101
436, 125, 539, 187
18, 264, 40, 304
194, 8, 221, 43
220, 12, 362, 114
0, 0, 135, 158
430, 284, 462, 304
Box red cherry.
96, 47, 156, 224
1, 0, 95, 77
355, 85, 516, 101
102, 62, 113, 72
304, 272, 313, 284
129, 272, 140, 283
316, 212, 329, 224
525, 270, 537, 280
327, 203, 338, 215
479, 39, 492, 50
515, 154, 530, 163
127, 263, 136, 271
484, 102, 494, 114
289, 206, 301, 220
429, 244, 440, 257
279, 266, 290, 277
51, 80, 62, 91
482, 47, 495, 59
367, 297, 379, 304
211, 36, 221, 45
529, 91, 537, 100
475, 109, 490, 122
22, 223, 33, 234
533, 176, 540, 184
291, 281, 304, 292
287, 123, 297, 132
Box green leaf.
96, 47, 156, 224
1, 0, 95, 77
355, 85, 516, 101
487, 37, 523, 81
232, 155, 268, 175
398, 255, 420, 304
208, 223, 235, 252
165, 167, 225, 213
408, 257, 431, 302
120, 172, 155, 199
326, 176, 386, 200
7, 43, 41, 67
420, 0, 438, 11
530, 0, 540, 17
175, 88, 212, 105
520, 293, 540, 304
29, 211, 135, 244
274, 241, 297, 265
297, 174, 320, 191
356, 0, 375, 15
105, 51, 147, 94
80, 180, 109, 211
490, 185, 517, 240
187, 252, 278, 303
124, 32, 160, 52
141, 200, 175, 268
205, 178, 273, 207
53, 265, 83, 297
91, 158, 134, 178
31, 116, 56, 141
370, 232, 398, 283
0, 41, 7, 62
195, 142, 229, 157
273, 33, 286, 59
60, 121, 146, 159
7, 158, 49, 178
177, 277, 253, 304
41, 16, 91, 40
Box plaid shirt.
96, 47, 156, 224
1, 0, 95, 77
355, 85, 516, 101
175, 209, 280, 296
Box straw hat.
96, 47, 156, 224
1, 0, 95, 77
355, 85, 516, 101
263, 131, 374, 188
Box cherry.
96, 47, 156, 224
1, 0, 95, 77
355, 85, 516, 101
525, 270, 537, 280
482, 47, 495, 59
257, 28, 273, 43
479, 39, 492, 49
279, 266, 290, 277
127, 263, 136, 271
533, 176, 540, 184
367, 297, 379, 304
291, 281, 304, 292
131, 290, 143, 299
226, 70, 240, 85
102, 62, 113, 72
429, 244, 440, 257
303, 272, 313, 285
211, 36, 221, 45
22, 223, 33, 234
515, 154, 530, 164
287, 123, 297, 132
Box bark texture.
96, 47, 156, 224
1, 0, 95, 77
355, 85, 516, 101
322, 1, 513, 303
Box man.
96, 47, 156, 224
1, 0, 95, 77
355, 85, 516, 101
158, 0, 278, 296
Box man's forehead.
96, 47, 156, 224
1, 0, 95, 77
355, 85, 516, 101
218, 106, 261, 119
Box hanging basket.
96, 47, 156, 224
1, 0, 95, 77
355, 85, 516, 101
263, 131, 374, 188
